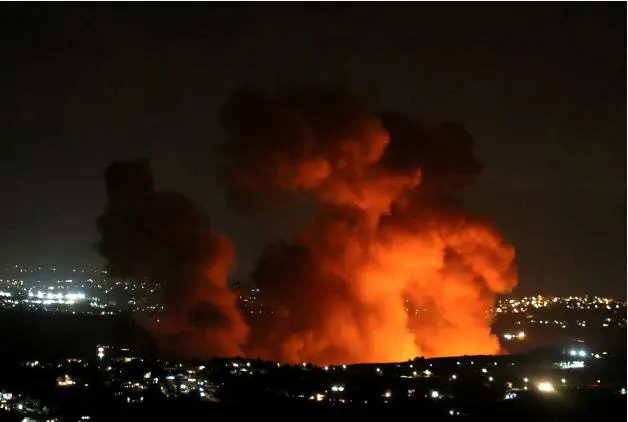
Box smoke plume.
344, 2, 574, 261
96, 159, 248, 358
219, 84, 517, 365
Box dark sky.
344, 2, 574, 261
0, 3, 625, 298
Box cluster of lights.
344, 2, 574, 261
503, 331, 526, 341
568, 349, 588, 358
57, 375, 75, 387
494, 295, 626, 314
0, 266, 162, 314
557, 360, 585, 369
28, 291, 86, 300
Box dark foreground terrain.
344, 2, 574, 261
0, 396, 624, 422
0, 310, 156, 362
0, 309, 624, 422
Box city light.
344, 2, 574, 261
503, 331, 527, 341
537, 382, 555, 393
57, 375, 75, 387
557, 361, 585, 369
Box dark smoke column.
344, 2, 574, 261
96, 159, 248, 358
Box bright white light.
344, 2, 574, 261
488, 376, 494, 382
569, 350, 577, 356
430, 390, 440, 398
578, 350, 586, 357
481, 368, 487, 373
523, 377, 529, 383
65, 292, 86, 301
561, 378, 566, 383
537, 382, 555, 393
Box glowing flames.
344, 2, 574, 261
220, 85, 517, 365
98, 84, 517, 365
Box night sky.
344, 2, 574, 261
0, 3, 625, 298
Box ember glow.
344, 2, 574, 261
97, 84, 517, 365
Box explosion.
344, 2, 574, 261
219, 84, 517, 365
96, 84, 517, 365
96, 159, 248, 358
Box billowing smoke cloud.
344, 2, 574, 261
95, 84, 517, 364
219, 84, 517, 365
96, 159, 248, 358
